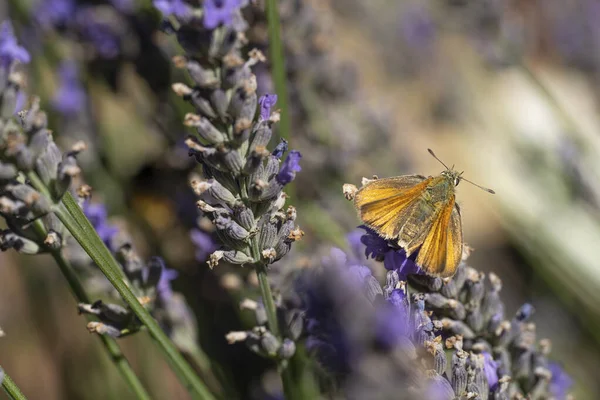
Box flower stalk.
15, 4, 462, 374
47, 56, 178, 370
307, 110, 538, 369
28, 217, 151, 400
1, 368, 26, 400
54, 189, 216, 400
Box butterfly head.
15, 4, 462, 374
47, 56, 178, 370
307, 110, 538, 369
441, 169, 463, 187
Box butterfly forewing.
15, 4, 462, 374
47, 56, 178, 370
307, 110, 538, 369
354, 176, 431, 239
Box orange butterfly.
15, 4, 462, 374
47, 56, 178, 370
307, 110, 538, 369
348, 149, 494, 278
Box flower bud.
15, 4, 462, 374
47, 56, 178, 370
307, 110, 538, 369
233, 205, 255, 231
441, 318, 476, 339
408, 274, 443, 292
424, 293, 466, 320
190, 90, 217, 119
249, 121, 273, 152
86, 322, 123, 338
0, 230, 41, 254
260, 331, 280, 357
278, 339, 296, 359
210, 89, 228, 120
451, 350, 468, 396
258, 215, 278, 250
184, 114, 225, 144
220, 148, 244, 175
221, 250, 254, 266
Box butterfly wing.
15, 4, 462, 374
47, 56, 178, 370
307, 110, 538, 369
416, 198, 463, 277
354, 175, 432, 239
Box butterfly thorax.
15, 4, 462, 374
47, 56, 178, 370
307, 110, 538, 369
425, 172, 458, 204
397, 173, 458, 253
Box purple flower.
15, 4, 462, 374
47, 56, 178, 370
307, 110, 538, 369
190, 229, 217, 262
400, 4, 436, 49
346, 228, 366, 263
203, 0, 243, 29
153, 0, 191, 18
13, 91, 26, 115
108, 0, 134, 13
157, 267, 179, 302
0, 21, 31, 69
360, 226, 389, 259
271, 138, 288, 159
360, 226, 422, 278
375, 301, 411, 348
76, 10, 120, 59
34, 0, 75, 28
548, 363, 573, 400
275, 150, 302, 185
482, 351, 499, 389
259, 93, 277, 121
82, 201, 119, 251
515, 303, 535, 322
52, 61, 86, 115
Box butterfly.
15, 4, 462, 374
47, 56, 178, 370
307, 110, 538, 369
350, 149, 494, 277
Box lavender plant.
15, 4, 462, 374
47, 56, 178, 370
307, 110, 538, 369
154, 0, 309, 395
0, 0, 584, 397
0, 20, 214, 399
285, 223, 574, 399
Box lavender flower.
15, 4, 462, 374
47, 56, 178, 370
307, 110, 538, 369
158, 0, 309, 368
548, 363, 573, 400
82, 201, 119, 251
259, 93, 277, 121
52, 61, 86, 115
153, 0, 192, 18
0, 21, 31, 68
270, 138, 288, 159
400, 4, 436, 50
0, 28, 82, 255
275, 150, 302, 185
360, 226, 422, 277
203, 0, 244, 29
483, 351, 499, 389
156, 266, 179, 302
76, 9, 120, 59
190, 228, 217, 262
34, 0, 75, 27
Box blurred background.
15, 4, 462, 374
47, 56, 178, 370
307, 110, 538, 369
1, 0, 600, 398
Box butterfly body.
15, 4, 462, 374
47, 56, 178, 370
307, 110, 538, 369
353, 169, 463, 278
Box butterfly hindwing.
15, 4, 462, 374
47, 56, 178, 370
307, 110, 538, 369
416, 197, 462, 277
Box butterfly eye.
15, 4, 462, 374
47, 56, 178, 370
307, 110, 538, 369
454, 178, 461, 186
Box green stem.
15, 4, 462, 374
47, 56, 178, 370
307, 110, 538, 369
1, 368, 27, 400
255, 264, 280, 337
254, 263, 297, 400
28, 174, 215, 400
29, 221, 151, 400
266, 0, 291, 143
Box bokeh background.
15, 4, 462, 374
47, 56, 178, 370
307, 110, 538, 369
1, 0, 600, 398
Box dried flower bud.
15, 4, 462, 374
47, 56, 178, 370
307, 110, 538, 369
184, 114, 225, 144
225, 331, 248, 344
452, 350, 468, 396
262, 248, 276, 263
424, 293, 466, 320
0, 230, 41, 254
343, 183, 358, 200
86, 322, 123, 338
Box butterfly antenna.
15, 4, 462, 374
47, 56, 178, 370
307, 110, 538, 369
427, 148, 451, 170
461, 177, 496, 194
